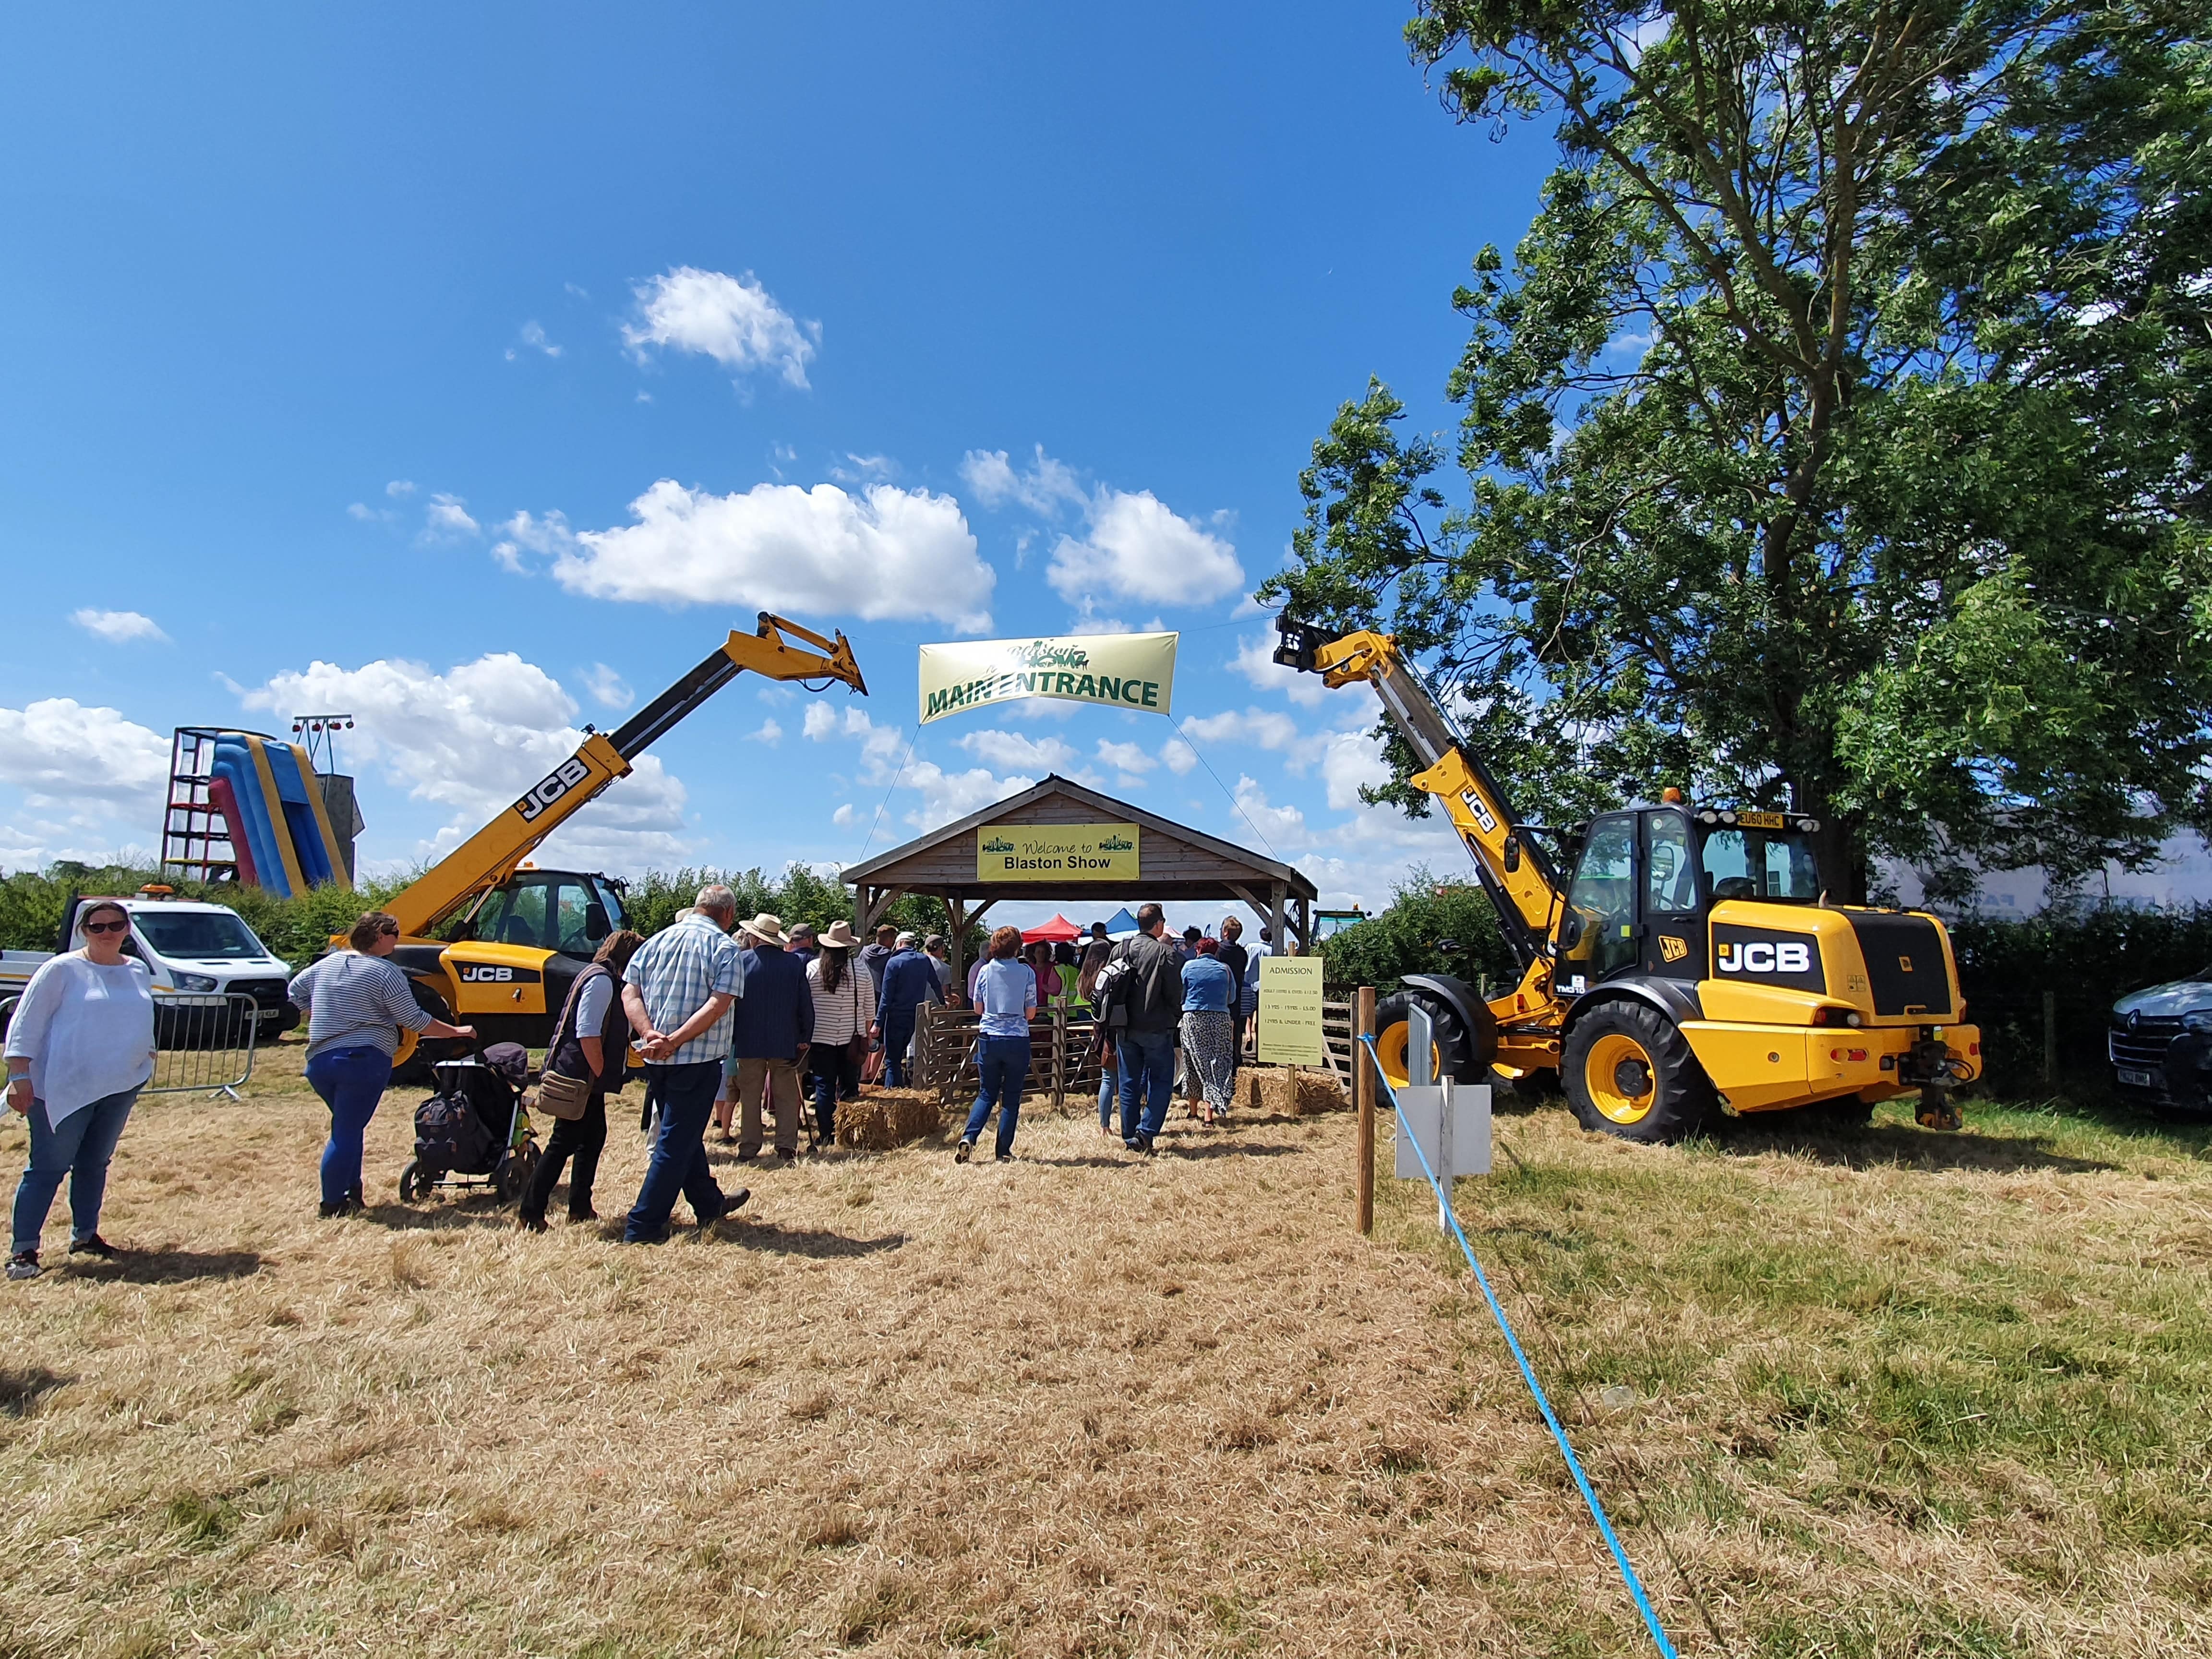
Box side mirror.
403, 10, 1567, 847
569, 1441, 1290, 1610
1557, 911, 1584, 950
584, 902, 612, 939
1503, 834, 1521, 874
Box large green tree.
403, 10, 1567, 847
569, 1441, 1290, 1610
1262, 0, 2211, 901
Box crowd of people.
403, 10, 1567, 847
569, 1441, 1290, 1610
2, 884, 1279, 1268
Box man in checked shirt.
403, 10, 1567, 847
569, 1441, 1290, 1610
621, 884, 752, 1243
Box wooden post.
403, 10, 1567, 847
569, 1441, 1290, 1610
1052, 1007, 1067, 1113
1270, 882, 1289, 958
2042, 988, 2057, 1085
1356, 984, 1375, 1236
946, 895, 968, 1008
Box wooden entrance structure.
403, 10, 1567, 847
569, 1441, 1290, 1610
843, 773, 1319, 996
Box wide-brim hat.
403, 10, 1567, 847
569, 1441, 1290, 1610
739, 912, 789, 946
818, 920, 860, 949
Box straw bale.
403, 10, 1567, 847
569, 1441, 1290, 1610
1238, 1064, 1349, 1117
835, 1085, 944, 1149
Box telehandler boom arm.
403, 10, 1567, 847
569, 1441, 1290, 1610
384, 613, 866, 938
1274, 618, 1561, 969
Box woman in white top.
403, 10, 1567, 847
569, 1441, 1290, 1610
5, 899, 157, 1281
803, 922, 874, 1147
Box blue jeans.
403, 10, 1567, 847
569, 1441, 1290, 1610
1117, 1029, 1177, 1146
305, 1045, 391, 1208
963, 1036, 1031, 1157
1098, 1061, 1117, 1130
12, 1087, 140, 1254
625, 1060, 727, 1242
881, 1011, 917, 1088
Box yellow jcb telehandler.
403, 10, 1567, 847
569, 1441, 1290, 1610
367, 613, 867, 1076
1273, 618, 1980, 1141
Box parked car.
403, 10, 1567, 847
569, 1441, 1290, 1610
2109, 965, 2212, 1116
0, 889, 298, 1048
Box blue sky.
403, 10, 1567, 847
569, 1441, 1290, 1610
0, 2, 1566, 925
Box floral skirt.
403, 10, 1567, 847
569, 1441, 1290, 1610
1180, 1009, 1238, 1113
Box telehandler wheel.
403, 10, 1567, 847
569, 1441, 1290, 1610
1563, 1001, 1715, 1143
1374, 989, 1494, 1090
390, 981, 465, 1087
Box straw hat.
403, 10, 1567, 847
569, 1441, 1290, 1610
818, 920, 860, 949
738, 912, 789, 946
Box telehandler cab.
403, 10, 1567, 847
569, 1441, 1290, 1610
363, 613, 867, 1076
1273, 618, 1980, 1140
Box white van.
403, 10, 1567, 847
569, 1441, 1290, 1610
0, 890, 296, 1046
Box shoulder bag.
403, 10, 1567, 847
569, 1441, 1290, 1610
536, 969, 598, 1121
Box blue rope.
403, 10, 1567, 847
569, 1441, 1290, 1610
1359, 1034, 1679, 1659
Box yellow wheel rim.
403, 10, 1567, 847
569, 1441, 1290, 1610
1376, 1020, 1443, 1091
1584, 1032, 1657, 1124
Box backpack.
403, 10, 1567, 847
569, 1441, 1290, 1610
415, 1090, 494, 1171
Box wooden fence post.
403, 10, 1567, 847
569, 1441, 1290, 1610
1356, 985, 1375, 1236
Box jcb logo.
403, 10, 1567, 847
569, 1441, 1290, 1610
517, 756, 593, 823
1713, 925, 1825, 990
1658, 935, 1689, 963
459, 964, 515, 983
1459, 789, 1499, 835
1717, 940, 1812, 974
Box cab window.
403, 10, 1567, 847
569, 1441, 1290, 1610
1644, 813, 1697, 914
476, 880, 554, 950
1701, 828, 1822, 902
1564, 816, 1638, 979
552, 879, 601, 956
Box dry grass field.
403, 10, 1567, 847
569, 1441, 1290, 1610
2, 1037, 2209, 1658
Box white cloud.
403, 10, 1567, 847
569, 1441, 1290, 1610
1229, 630, 1330, 708
512, 319, 563, 359
901, 761, 1028, 831
0, 699, 171, 813
1232, 774, 1306, 849
495, 480, 994, 630
71, 609, 168, 644
624, 265, 818, 389
580, 663, 633, 710
1179, 707, 1301, 756
1048, 488, 1243, 608
1160, 737, 1198, 776
424, 493, 481, 540
803, 703, 905, 777
239, 654, 692, 868
386, 480, 416, 498
831, 801, 858, 828
1321, 727, 1392, 811
960, 445, 1086, 516
346, 502, 382, 522
957, 729, 1077, 773
745, 718, 783, 746
1095, 739, 1154, 776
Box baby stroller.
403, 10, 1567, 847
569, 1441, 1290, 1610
397, 1042, 541, 1204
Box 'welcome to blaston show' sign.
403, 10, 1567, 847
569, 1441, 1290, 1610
918, 632, 1178, 725
975, 823, 1140, 881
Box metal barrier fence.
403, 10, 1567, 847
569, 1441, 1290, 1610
0, 991, 259, 1101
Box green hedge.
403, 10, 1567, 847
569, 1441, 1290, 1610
0, 860, 974, 966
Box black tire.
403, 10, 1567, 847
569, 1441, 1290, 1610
1374, 987, 1496, 1089
497, 1142, 539, 1204
1562, 999, 1716, 1144
390, 981, 464, 1086
397, 1159, 427, 1203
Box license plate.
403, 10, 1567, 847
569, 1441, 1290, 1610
2116, 1068, 2156, 1088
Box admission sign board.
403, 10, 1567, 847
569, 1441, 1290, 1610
1256, 955, 1326, 1064
975, 823, 1139, 882
919, 632, 1178, 725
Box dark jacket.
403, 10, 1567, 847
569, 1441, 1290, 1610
550, 963, 629, 1091
732, 945, 814, 1060
1115, 932, 1185, 1034
876, 948, 941, 1025
1218, 941, 1250, 989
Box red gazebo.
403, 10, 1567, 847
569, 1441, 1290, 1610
1020, 913, 1083, 945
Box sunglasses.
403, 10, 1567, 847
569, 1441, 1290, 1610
83, 918, 129, 934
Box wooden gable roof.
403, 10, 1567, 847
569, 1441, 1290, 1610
842, 773, 1316, 902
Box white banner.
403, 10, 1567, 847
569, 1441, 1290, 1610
918, 632, 1177, 725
